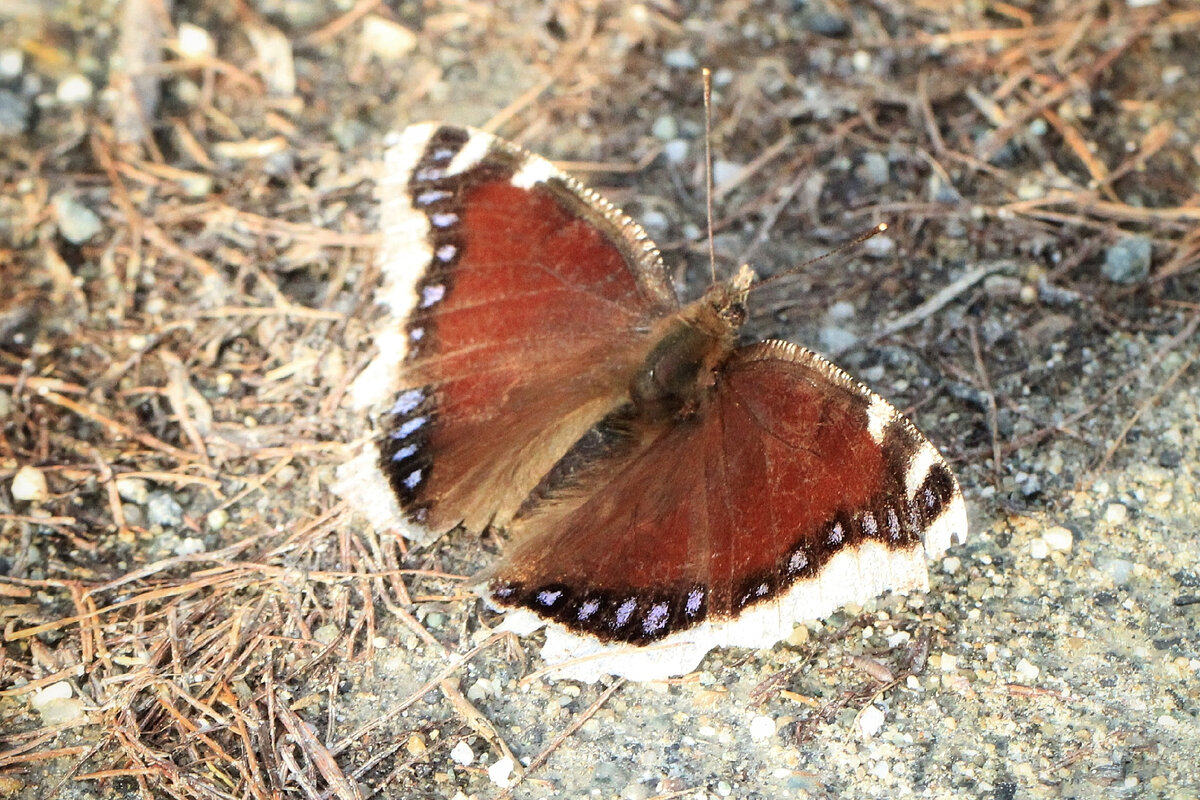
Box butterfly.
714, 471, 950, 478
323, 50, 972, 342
334, 123, 967, 682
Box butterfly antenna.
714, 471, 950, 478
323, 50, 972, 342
752, 222, 890, 292
702, 67, 717, 285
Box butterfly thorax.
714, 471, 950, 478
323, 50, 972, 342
630, 268, 753, 423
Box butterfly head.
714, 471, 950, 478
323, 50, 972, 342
630, 266, 755, 422
702, 263, 755, 330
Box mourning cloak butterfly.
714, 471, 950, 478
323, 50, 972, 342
335, 123, 967, 681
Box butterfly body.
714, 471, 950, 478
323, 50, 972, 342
335, 123, 967, 681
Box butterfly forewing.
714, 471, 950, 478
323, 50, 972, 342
337, 123, 679, 537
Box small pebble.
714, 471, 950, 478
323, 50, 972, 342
1014, 658, 1040, 683
803, 9, 850, 37
450, 740, 474, 766
487, 756, 515, 787
313, 623, 340, 645
174, 536, 206, 557
786, 624, 810, 646
1043, 526, 1074, 552
1102, 558, 1135, 585
360, 15, 417, 60
466, 678, 493, 701
663, 48, 698, 70
0, 89, 30, 136
1105, 503, 1129, 525
862, 235, 895, 258
938, 653, 958, 672
30, 681, 72, 708
1028, 538, 1049, 560
146, 491, 185, 527
851, 50, 872, 73
0, 49, 23, 79
122, 504, 145, 527
712, 160, 744, 190
205, 507, 229, 532
928, 173, 962, 204
826, 300, 856, 322
942, 555, 961, 575
651, 114, 678, 140
620, 781, 650, 800
819, 326, 858, 353
30, 681, 85, 725
56, 74, 94, 105
1102, 236, 1152, 284
115, 477, 149, 504
748, 714, 776, 740
857, 704, 886, 738
663, 138, 689, 165
11, 465, 49, 502
52, 193, 103, 244
176, 23, 215, 58
640, 209, 669, 231
860, 152, 889, 186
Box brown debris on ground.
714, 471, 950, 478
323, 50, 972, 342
2, 1, 1199, 798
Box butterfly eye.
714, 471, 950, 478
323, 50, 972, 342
719, 301, 747, 327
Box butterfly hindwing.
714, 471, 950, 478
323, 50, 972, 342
488, 342, 966, 680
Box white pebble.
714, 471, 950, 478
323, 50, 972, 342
361, 15, 417, 60
1028, 538, 1049, 560
1014, 658, 1040, 683
862, 236, 895, 257
748, 714, 776, 740
1042, 526, 1074, 552
663, 48, 698, 70
0, 49, 23, 79
941, 555, 961, 575
826, 300, 856, 322
663, 138, 689, 165
651, 114, 678, 140
11, 465, 48, 502
857, 704, 886, 738
174, 537, 206, 557
56, 74, 93, 104
115, 476, 149, 504
712, 160, 744, 190
450, 740, 474, 766
640, 209, 669, 231
1102, 558, 1135, 585
30, 681, 73, 708
487, 756, 515, 787
466, 678, 494, 702
1162, 65, 1184, 86
205, 507, 229, 532
177, 23, 215, 58
938, 653, 958, 673
30, 682, 85, 725
1104, 503, 1128, 525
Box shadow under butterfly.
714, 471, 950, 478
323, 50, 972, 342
335, 123, 967, 682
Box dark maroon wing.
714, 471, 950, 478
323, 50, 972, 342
336, 123, 678, 540
489, 340, 967, 649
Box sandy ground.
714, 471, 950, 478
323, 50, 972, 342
1, 1, 1199, 798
